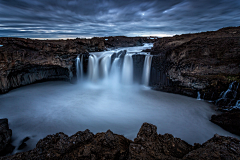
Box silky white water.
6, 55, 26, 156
0, 44, 239, 154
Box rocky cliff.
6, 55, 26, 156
150, 27, 240, 103
1, 122, 239, 160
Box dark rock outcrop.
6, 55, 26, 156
129, 123, 192, 159
150, 26, 240, 101
0, 119, 14, 156
211, 110, 240, 136
1, 123, 239, 160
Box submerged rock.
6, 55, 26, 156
0, 119, 15, 156
1, 122, 239, 159
17, 137, 30, 150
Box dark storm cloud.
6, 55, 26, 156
0, 0, 239, 38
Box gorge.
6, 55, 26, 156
0, 27, 240, 159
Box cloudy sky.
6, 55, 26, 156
0, 0, 239, 39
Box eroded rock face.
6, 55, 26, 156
0, 119, 14, 156
2, 123, 238, 160
149, 26, 240, 103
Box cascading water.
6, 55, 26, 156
99, 55, 112, 79
122, 54, 133, 85
76, 54, 84, 81
110, 58, 121, 84
222, 81, 237, 99
88, 54, 98, 82
142, 55, 152, 86
215, 81, 239, 110
197, 92, 201, 100
85, 51, 135, 85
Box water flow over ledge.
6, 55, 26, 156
81, 44, 154, 86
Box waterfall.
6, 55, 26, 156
142, 55, 152, 86
122, 54, 133, 85
85, 47, 152, 86
88, 54, 98, 82
222, 81, 236, 99
99, 55, 111, 79
76, 54, 83, 81
110, 58, 121, 83
197, 92, 201, 100
215, 81, 239, 109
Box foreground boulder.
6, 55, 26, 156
0, 119, 14, 156
1, 123, 239, 159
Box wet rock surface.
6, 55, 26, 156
1, 123, 239, 160
0, 119, 14, 156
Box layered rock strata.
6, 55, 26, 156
1, 123, 239, 160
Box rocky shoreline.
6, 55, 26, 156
0, 122, 239, 159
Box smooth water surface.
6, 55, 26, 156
0, 81, 239, 153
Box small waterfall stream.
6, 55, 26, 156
215, 81, 240, 110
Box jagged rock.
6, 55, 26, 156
63, 130, 131, 160
183, 134, 240, 160
1, 123, 240, 159
128, 123, 192, 160
0, 119, 15, 156
159, 133, 193, 158
211, 110, 240, 136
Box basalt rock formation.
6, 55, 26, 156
0, 36, 157, 93
150, 26, 240, 103
0, 119, 14, 156
1, 123, 239, 160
